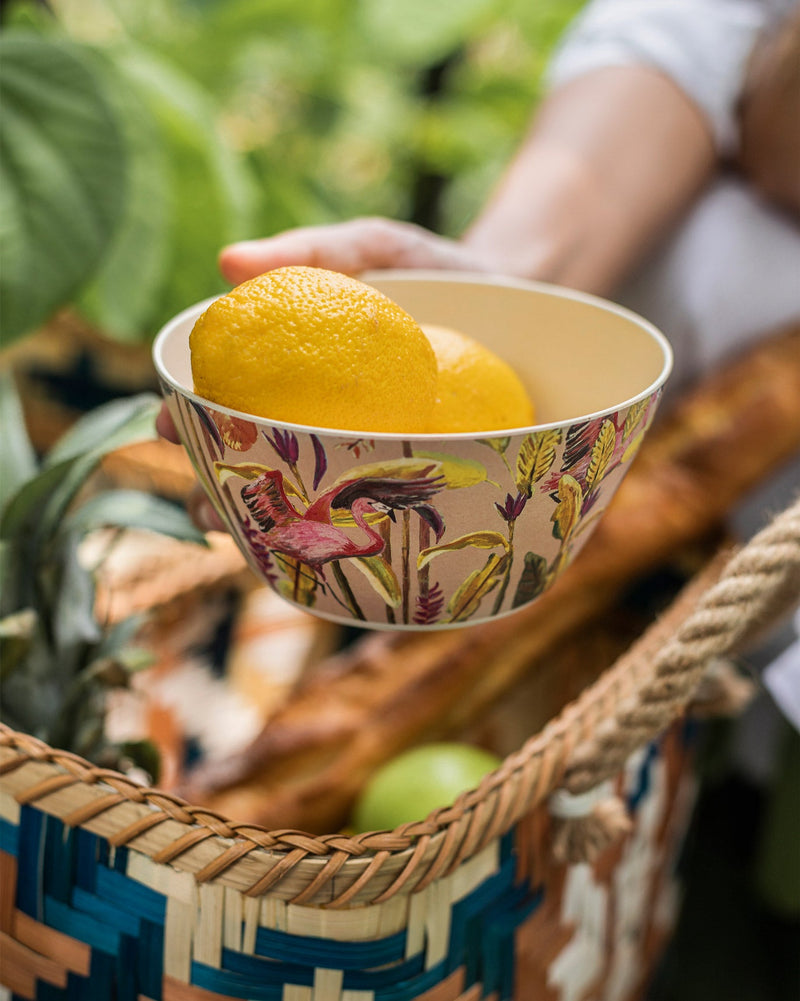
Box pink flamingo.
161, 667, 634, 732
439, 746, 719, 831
237, 466, 445, 572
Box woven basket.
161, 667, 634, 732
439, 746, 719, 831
1, 496, 798, 1001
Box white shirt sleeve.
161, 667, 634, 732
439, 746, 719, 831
546, 0, 770, 155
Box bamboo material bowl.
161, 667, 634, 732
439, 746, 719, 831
153, 272, 672, 629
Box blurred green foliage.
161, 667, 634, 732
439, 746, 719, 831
1, 0, 582, 346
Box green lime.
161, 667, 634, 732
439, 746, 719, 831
352, 742, 502, 832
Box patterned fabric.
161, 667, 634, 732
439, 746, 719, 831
0, 726, 693, 1001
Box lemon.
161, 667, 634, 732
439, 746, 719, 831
424, 324, 535, 433
352, 742, 502, 832
190, 266, 438, 433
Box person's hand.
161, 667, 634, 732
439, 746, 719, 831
217, 217, 494, 285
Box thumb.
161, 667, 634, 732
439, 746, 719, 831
218, 218, 484, 285
218, 220, 390, 284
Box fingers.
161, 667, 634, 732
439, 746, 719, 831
218, 218, 491, 285
187, 486, 226, 533
156, 402, 180, 444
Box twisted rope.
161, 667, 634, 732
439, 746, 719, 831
1, 494, 798, 903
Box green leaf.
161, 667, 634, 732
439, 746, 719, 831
77, 51, 172, 342
52, 532, 101, 653
45, 393, 159, 466
0, 608, 37, 679
0, 32, 126, 346
1, 394, 160, 542
65, 490, 206, 545
0, 371, 37, 510
359, 0, 500, 66
418, 530, 508, 570
114, 44, 256, 331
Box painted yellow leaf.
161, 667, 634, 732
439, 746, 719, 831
621, 429, 646, 465
447, 553, 507, 622
214, 461, 305, 500
551, 473, 583, 541
413, 450, 495, 489
333, 457, 443, 486
349, 555, 401, 607
585, 419, 616, 492
331, 507, 386, 528
477, 437, 511, 455
622, 400, 648, 440
214, 461, 271, 484
515, 429, 561, 497
417, 530, 509, 570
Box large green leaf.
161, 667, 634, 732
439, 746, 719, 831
1, 394, 160, 542
114, 45, 257, 330
45, 393, 160, 466
0, 32, 126, 346
358, 0, 500, 65
77, 52, 172, 342
0, 372, 37, 510
66, 490, 206, 545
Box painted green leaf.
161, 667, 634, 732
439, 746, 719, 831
516, 429, 561, 497
413, 450, 494, 489
584, 419, 616, 492
511, 551, 549, 607
447, 552, 508, 623
351, 555, 402, 608
551, 474, 583, 542
0, 32, 126, 346
418, 530, 509, 570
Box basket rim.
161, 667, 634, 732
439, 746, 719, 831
2, 493, 798, 907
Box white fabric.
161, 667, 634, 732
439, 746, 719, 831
548, 0, 795, 155
763, 609, 800, 732
548, 0, 800, 723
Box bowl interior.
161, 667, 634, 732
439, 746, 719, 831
155, 271, 671, 430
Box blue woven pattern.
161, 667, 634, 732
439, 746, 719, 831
0, 732, 685, 1001
0, 808, 537, 1001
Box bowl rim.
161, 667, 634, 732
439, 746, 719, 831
152, 269, 674, 439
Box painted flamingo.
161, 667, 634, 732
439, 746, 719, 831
230, 466, 445, 572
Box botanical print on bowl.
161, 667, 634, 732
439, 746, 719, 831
167, 385, 661, 629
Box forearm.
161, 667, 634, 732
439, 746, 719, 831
462, 65, 718, 296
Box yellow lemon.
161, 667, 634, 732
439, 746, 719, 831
424, 324, 536, 433
190, 266, 438, 433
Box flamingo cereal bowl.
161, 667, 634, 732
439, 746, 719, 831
153, 271, 672, 630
